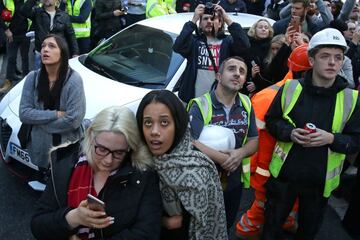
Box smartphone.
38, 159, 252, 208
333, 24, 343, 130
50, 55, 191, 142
87, 194, 106, 212
251, 60, 256, 67
290, 16, 301, 32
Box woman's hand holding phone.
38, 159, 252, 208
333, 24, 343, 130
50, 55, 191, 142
251, 61, 260, 78
65, 199, 114, 229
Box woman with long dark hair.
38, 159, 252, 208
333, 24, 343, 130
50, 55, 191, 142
19, 34, 86, 178
136, 90, 227, 239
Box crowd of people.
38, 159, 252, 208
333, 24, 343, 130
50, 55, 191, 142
1, 0, 360, 239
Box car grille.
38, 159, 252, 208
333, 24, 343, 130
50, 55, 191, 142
0, 118, 12, 157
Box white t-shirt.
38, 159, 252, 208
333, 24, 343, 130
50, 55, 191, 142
194, 37, 222, 98
46, 10, 56, 30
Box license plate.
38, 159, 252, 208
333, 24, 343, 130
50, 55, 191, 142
9, 142, 31, 163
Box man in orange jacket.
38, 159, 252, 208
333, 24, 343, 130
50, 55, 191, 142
236, 44, 312, 239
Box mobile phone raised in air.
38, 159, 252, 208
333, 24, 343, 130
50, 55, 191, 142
290, 16, 301, 32
87, 194, 105, 212
251, 60, 256, 67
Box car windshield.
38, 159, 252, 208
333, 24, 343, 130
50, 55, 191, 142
84, 24, 184, 88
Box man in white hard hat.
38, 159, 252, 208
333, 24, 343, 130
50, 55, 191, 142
262, 28, 360, 240
187, 56, 259, 229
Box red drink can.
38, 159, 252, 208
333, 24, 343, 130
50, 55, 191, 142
304, 123, 316, 133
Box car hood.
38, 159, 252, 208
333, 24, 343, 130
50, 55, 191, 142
69, 57, 152, 118
4, 57, 152, 119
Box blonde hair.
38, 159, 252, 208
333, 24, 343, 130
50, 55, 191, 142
82, 106, 152, 170
264, 34, 285, 65
247, 19, 274, 39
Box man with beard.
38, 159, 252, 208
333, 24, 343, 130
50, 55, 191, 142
173, 4, 250, 103
273, 0, 327, 35
188, 56, 259, 229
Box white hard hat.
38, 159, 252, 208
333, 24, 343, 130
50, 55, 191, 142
198, 125, 236, 151
308, 28, 348, 52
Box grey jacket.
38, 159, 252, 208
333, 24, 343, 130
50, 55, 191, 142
19, 69, 86, 168
340, 55, 355, 88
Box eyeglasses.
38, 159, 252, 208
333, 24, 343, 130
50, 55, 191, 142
93, 138, 130, 160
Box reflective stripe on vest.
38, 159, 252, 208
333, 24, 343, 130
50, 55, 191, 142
3, 0, 14, 27
67, 0, 91, 38
255, 199, 265, 208
187, 92, 252, 188
255, 166, 270, 177
269, 84, 281, 91
269, 80, 358, 197
239, 212, 261, 232
255, 117, 266, 129
238, 214, 251, 232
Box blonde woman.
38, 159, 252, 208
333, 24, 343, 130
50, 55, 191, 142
244, 19, 274, 93
30, 106, 162, 240
264, 34, 286, 66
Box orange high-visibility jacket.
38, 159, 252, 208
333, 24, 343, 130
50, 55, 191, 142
249, 72, 293, 191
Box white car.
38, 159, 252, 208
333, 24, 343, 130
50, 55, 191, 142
0, 13, 274, 186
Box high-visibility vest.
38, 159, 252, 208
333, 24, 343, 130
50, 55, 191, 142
3, 0, 14, 27
249, 73, 293, 191
187, 92, 252, 188
66, 0, 91, 38
269, 79, 358, 197
2, 0, 31, 29
146, 0, 176, 18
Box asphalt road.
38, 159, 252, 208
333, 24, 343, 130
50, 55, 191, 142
230, 188, 355, 240
0, 156, 356, 240
0, 160, 40, 239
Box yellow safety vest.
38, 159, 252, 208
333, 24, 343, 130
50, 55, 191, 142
146, 0, 176, 18
187, 92, 252, 188
2, 0, 31, 29
66, 0, 91, 38
269, 80, 358, 197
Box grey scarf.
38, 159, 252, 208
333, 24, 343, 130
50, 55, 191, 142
153, 129, 228, 240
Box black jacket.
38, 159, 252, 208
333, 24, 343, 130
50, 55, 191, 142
94, 0, 123, 40
31, 142, 162, 240
0, 0, 28, 37
21, 0, 79, 55
244, 36, 271, 92
262, 43, 292, 85
173, 21, 250, 103
346, 41, 360, 88
265, 72, 360, 186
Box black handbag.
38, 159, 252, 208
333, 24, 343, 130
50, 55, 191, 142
17, 123, 32, 149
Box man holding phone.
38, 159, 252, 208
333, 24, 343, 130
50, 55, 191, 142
173, 3, 250, 103
272, 0, 327, 36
